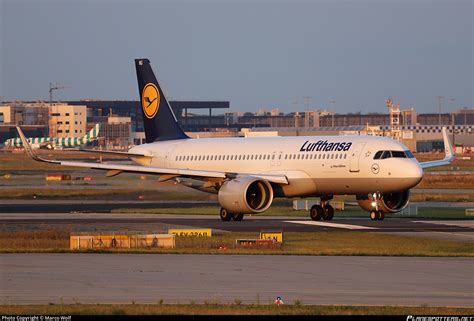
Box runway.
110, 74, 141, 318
0, 254, 472, 306
2, 212, 473, 242
0, 199, 472, 213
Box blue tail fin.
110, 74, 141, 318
135, 59, 189, 143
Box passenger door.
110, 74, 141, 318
349, 142, 366, 172
271, 151, 283, 167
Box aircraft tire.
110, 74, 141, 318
370, 211, 377, 220
323, 205, 334, 221
310, 205, 324, 221
377, 211, 385, 221
233, 213, 244, 221
220, 208, 232, 221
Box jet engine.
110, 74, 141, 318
356, 190, 410, 213
218, 176, 274, 214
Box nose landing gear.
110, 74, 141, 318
369, 192, 385, 221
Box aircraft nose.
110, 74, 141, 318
407, 160, 423, 186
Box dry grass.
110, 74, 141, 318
409, 193, 474, 202
417, 173, 474, 189
0, 304, 472, 315
0, 230, 472, 257
0, 230, 69, 250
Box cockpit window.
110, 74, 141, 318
381, 151, 392, 159
391, 151, 406, 158
373, 151, 383, 159
405, 150, 415, 158
374, 150, 414, 159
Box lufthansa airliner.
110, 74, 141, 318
17, 59, 455, 221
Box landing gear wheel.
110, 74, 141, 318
377, 211, 385, 221
323, 205, 334, 221
233, 213, 244, 221
310, 205, 324, 221
220, 208, 232, 221
370, 211, 377, 221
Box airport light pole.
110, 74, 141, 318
330, 99, 336, 127
437, 96, 444, 125
449, 98, 456, 146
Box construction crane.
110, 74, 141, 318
49, 82, 69, 104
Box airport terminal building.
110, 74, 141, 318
1, 100, 472, 152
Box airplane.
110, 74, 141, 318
7, 124, 100, 150
16, 58, 455, 221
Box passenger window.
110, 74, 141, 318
272, 154, 275, 160
344, 154, 347, 159
278, 154, 282, 159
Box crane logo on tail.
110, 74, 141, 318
142, 83, 160, 119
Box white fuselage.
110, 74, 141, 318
129, 134, 423, 197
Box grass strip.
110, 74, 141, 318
0, 304, 472, 315
0, 231, 472, 257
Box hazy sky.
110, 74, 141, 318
1, 0, 472, 114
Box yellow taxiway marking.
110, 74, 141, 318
284, 220, 377, 230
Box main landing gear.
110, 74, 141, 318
310, 198, 334, 221
369, 192, 385, 221
220, 208, 244, 222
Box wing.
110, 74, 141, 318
76, 149, 153, 158
16, 126, 288, 184
419, 127, 456, 169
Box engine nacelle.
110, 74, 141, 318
218, 176, 274, 214
356, 190, 410, 213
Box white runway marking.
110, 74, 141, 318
413, 221, 474, 228
284, 220, 377, 230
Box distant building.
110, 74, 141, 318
48, 104, 87, 138
0, 103, 49, 126
100, 116, 132, 148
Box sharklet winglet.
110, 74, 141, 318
16, 126, 59, 164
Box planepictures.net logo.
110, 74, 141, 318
407, 316, 473, 321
